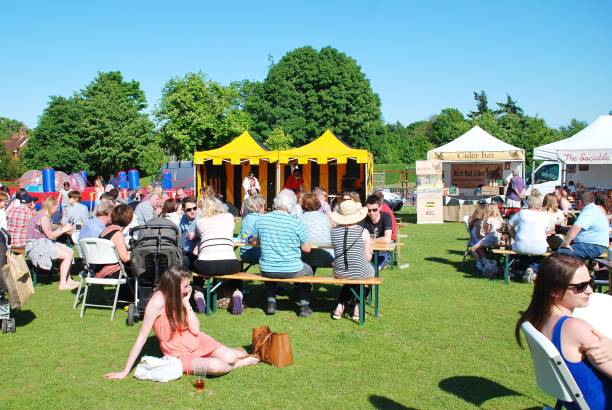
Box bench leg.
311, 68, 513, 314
374, 284, 379, 317
504, 255, 509, 285
205, 278, 212, 316
359, 285, 365, 326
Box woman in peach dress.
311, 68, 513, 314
105, 266, 259, 379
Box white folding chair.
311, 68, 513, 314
461, 215, 471, 267
77, 238, 131, 321
72, 231, 88, 309
520, 322, 589, 410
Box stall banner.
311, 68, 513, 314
417, 192, 443, 224
558, 149, 612, 164
451, 164, 503, 188
416, 160, 443, 193
430, 150, 524, 161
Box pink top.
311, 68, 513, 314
26, 213, 47, 240
152, 306, 221, 362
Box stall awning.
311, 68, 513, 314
193, 131, 277, 165
427, 126, 525, 161
277, 130, 372, 165
533, 115, 612, 164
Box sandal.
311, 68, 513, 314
351, 305, 360, 322
332, 303, 344, 320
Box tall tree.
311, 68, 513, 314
430, 108, 470, 146
264, 126, 293, 150
246, 46, 384, 149
24, 72, 159, 176
0, 117, 26, 142
558, 118, 587, 139
155, 72, 251, 159
495, 94, 523, 116
467, 90, 491, 118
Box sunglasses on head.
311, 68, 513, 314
184, 207, 197, 212
567, 280, 593, 294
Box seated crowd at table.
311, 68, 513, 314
0, 178, 395, 320
468, 186, 611, 283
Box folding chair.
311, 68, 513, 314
72, 231, 87, 309
461, 215, 472, 267
76, 238, 132, 321
520, 322, 589, 410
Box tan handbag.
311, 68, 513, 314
2, 251, 34, 309
252, 325, 293, 368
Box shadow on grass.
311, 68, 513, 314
368, 395, 417, 409
14, 309, 36, 327
243, 283, 341, 316
397, 214, 416, 224
141, 335, 163, 357
438, 376, 520, 406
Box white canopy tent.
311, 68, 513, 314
427, 126, 525, 194
534, 115, 612, 164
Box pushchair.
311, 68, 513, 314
0, 229, 15, 333
126, 218, 182, 325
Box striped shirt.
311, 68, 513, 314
254, 210, 308, 273
331, 225, 374, 279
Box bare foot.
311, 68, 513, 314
236, 355, 260, 368
234, 347, 249, 358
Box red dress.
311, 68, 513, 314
153, 308, 222, 373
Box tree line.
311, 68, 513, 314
0, 46, 592, 180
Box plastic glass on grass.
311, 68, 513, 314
192, 368, 206, 393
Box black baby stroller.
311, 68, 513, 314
126, 218, 182, 325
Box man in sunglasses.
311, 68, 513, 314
361, 194, 393, 269
178, 196, 199, 268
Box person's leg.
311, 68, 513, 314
570, 243, 607, 261
291, 263, 313, 310
56, 243, 77, 289
378, 252, 391, 270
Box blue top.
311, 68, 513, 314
574, 203, 609, 247
79, 217, 106, 240
62, 203, 90, 225
551, 316, 612, 410
253, 210, 308, 273
178, 214, 198, 253
239, 212, 259, 257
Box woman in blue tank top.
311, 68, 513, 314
515, 254, 612, 409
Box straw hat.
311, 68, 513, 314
330, 200, 368, 225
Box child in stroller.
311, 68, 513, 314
127, 217, 182, 325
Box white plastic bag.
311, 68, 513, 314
133, 356, 183, 382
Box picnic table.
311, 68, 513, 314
594, 258, 611, 295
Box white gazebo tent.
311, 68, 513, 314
427, 126, 525, 195
533, 114, 612, 189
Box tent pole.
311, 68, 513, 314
530, 159, 535, 189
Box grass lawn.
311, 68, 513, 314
0, 207, 550, 409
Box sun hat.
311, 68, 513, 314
330, 200, 368, 225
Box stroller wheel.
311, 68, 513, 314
8, 318, 15, 333
126, 303, 136, 326
1, 319, 7, 334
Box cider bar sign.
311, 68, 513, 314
431, 150, 524, 161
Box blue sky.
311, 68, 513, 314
1, 0, 611, 130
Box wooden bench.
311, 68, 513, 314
193, 272, 383, 326
491, 249, 552, 285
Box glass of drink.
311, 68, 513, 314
193, 368, 206, 393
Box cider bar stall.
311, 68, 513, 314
194, 132, 279, 210
276, 130, 374, 202
427, 126, 525, 222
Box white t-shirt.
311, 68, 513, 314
196, 212, 236, 261
545, 209, 565, 231
510, 209, 551, 255
0, 208, 7, 231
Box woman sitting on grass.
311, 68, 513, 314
25, 196, 78, 290
515, 254, 612, 409
106, 265, 259, 380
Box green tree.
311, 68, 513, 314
264, 126, 293, 150
246, 46, 384, 149
0, 148, 25, 180
467, 90, 492, 118
558, 118, 587, 139
155, 72, 251, 159
24, 72, 159, 176
430, 108, 470, 146
495, 94, 523, 116
22, 96, 87, 172
0, 117, 26, 142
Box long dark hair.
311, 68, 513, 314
160, 199, 177, 217
156, 265, 192, 335
515, 254, 585, 347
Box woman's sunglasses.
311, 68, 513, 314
567, 280, 594, 294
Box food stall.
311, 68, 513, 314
427, 126, 525, 222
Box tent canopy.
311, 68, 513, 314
193, 131, 276, 165
278, 129, 372, 165
533, 115, 612, 164
427, 126, 524, 161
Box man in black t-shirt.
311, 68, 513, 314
360, 194, 393, 269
